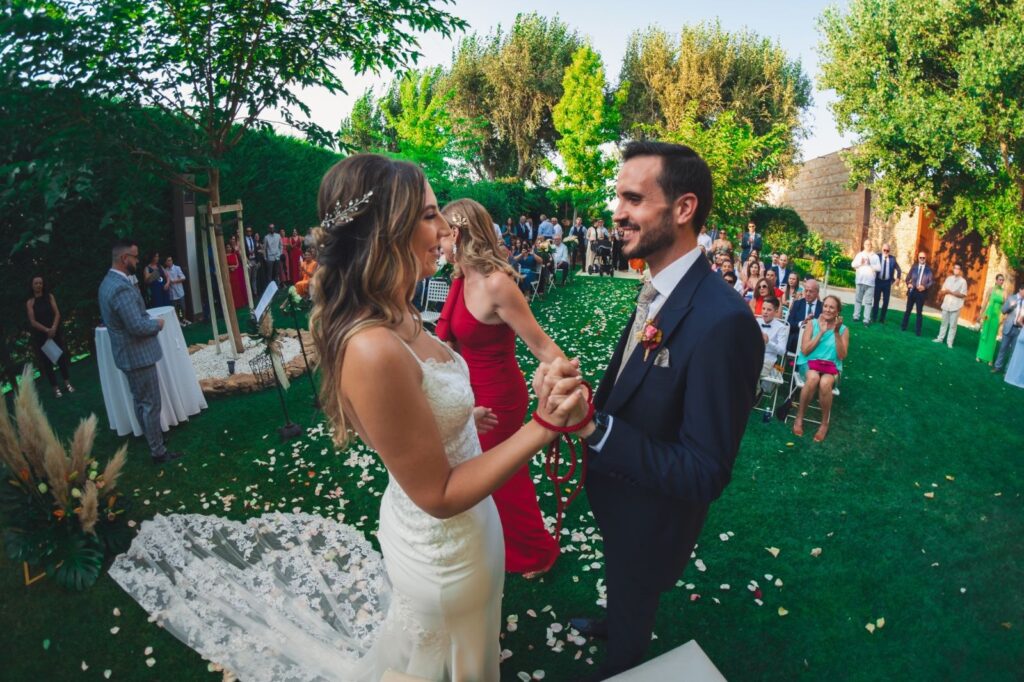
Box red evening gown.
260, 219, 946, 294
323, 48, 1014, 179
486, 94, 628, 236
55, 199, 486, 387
437, 277, 560, 574
227, 251, 248, 309
287, 237, 303, 285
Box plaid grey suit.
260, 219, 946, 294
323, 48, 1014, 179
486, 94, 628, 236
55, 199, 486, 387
99, 270, 166, 457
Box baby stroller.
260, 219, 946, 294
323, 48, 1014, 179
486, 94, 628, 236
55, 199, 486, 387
588, 238, 614, 276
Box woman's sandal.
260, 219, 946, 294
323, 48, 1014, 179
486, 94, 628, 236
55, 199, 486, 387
53, 387, 63, 398
65, 383, 76, 394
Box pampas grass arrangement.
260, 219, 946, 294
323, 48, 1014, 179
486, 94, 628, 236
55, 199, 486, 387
0, 367, 133, 590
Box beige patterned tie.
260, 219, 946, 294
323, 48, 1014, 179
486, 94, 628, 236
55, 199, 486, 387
616, 281, 658, 382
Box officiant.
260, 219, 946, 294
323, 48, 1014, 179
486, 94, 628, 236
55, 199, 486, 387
25, 275, 75, 398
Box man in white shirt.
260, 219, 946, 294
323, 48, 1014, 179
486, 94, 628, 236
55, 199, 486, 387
697, 225, 713, 254
551, 235, 570, 285
163, 255, 190, 326
934, 263, 968, 348
263, 223, 283, 286
758, 297, 788, 393
851, 239, 881, 325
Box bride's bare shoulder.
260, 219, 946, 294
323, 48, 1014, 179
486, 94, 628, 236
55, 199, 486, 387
343, 327, 414, 373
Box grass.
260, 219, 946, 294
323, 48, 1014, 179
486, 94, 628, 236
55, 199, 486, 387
1, 276, 1022, 681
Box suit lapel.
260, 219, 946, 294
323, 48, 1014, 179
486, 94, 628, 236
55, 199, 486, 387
603, 257, 710, 414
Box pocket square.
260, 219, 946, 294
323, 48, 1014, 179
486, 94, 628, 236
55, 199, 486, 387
653, 347, 671, 367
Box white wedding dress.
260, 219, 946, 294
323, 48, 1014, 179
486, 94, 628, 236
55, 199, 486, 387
110, 336, 505, 681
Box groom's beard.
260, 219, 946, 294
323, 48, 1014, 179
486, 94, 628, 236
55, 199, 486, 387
620, 212, 674, 261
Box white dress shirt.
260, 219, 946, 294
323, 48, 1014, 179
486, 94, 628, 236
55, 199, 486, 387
759, 316, 788, 361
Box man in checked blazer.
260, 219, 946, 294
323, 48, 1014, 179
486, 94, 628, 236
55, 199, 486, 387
98, 239, 183, 464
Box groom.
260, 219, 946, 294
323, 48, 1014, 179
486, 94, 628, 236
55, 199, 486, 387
570, 141, 763, 678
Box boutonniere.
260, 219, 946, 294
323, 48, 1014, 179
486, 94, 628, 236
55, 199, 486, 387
637, 319, 663, 361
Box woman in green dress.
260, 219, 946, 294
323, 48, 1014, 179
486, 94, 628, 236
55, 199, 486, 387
976, 274, 1006, 364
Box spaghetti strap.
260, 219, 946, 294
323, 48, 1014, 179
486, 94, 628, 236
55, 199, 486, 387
389, 329, 459, 366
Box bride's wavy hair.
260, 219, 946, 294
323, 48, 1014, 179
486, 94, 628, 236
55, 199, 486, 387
442, 198, 519, 281
310, 154, 427, 447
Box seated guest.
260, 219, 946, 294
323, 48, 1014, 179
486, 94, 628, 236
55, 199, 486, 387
749, 278, 772, 315
786, 278, 823, 352
793, 294, 848, 442
782, 271, 803, 310
551, 235, 571, 285
515, 246, 540, 295
293, 247, 318, 299
764, 269, 785, 298
723, 271, 739, 291
758, 297, 787, 393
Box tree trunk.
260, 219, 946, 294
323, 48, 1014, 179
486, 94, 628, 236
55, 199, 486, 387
208, 167, 244, 354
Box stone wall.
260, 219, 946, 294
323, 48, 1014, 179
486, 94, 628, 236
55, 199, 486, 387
772, 150, 868, 254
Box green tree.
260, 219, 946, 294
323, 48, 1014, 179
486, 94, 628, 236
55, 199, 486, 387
551, 46, 622, 217
663, 107, 789, 227
819, 0, 1024, 264
384, 68, 478, 180
3, 0, 464, 351
339, 91, 393, 153
619, 22, 812, 169
445, 13, 583, 181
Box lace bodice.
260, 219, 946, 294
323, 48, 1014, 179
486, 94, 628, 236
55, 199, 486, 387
380, 338, 487, 567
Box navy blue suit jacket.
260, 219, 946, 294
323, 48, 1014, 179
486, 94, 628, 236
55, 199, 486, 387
588, 256, 763, 588
786, 297, 823, 351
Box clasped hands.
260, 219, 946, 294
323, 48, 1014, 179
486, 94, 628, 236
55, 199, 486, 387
532, 357, 590, 430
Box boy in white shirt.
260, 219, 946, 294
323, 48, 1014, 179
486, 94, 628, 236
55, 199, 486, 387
163, 255, 190, 326
759, 297, 788, 392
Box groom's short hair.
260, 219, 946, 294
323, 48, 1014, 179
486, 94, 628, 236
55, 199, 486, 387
622, 141, 713, 233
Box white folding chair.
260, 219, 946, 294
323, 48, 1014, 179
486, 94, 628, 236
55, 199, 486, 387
519, 265, 540, 302
754, 321, 789, 417
783, 357, 842, 426
420, 278, 450, 329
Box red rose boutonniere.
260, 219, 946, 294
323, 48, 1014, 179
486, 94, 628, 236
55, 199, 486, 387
638, 319, 663, 361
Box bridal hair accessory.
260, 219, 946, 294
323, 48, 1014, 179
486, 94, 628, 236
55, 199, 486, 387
447, 213, 470, 228
321, 190, 374, 231
531, 380, 594, 540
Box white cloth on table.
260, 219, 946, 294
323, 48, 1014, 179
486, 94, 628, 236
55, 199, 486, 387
95, 306, 207, 437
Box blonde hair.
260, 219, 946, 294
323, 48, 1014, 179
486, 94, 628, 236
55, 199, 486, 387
309, 154, 427, 447
442, 198, 520, 282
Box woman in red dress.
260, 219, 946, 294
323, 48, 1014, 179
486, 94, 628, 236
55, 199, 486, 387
226, 243, 248, 309
287, 229, 304, 285
436, 198, 564, 578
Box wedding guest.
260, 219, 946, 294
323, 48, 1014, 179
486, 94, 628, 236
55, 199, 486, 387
25, 275, 74, 397
503, 217, 515, 246
933, 263, 968, 348
743, 261, 763, 297
992, 283, 1024, 374
226, 243, 248, 309
976, 274, 1006, 364
144, 252, 171, 307
793, 294, 848, 442
585, 222, 598, 272
723, 271, 739, 290
1002, 307, 1024, 389
264, 223, 284, 286
243, 226, 262, 296
782, 271, 803, 310
787, 278, 823, 352
740, 220, 762, 262
436, 198, 566, 577
758, 297, 788, 393
851, 238, 881, 325
163, 255, 190, 326
697, 224, 713, 253
284, 228, 303, 284
569, 216, 588, 268
538, 214, 556, 240
711, 228, 732, 260
901, 251, 934, 335
513, 241, 540, 295
293, 246, 317, 300
764, 269, 784, 298
552, 234, 571, 285
749, 278, 772, 315
772, 253, 791, 286
872, 243, 902, 323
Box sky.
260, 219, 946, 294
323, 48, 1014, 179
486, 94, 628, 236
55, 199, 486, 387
289, 0, 854, 162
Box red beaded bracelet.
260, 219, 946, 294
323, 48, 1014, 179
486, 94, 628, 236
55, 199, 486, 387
532, 402, 595, 434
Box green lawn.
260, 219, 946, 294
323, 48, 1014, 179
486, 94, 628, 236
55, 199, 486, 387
2, 276, 1022, 681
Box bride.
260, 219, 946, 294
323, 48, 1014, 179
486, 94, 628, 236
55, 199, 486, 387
109, 154, 587, 681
